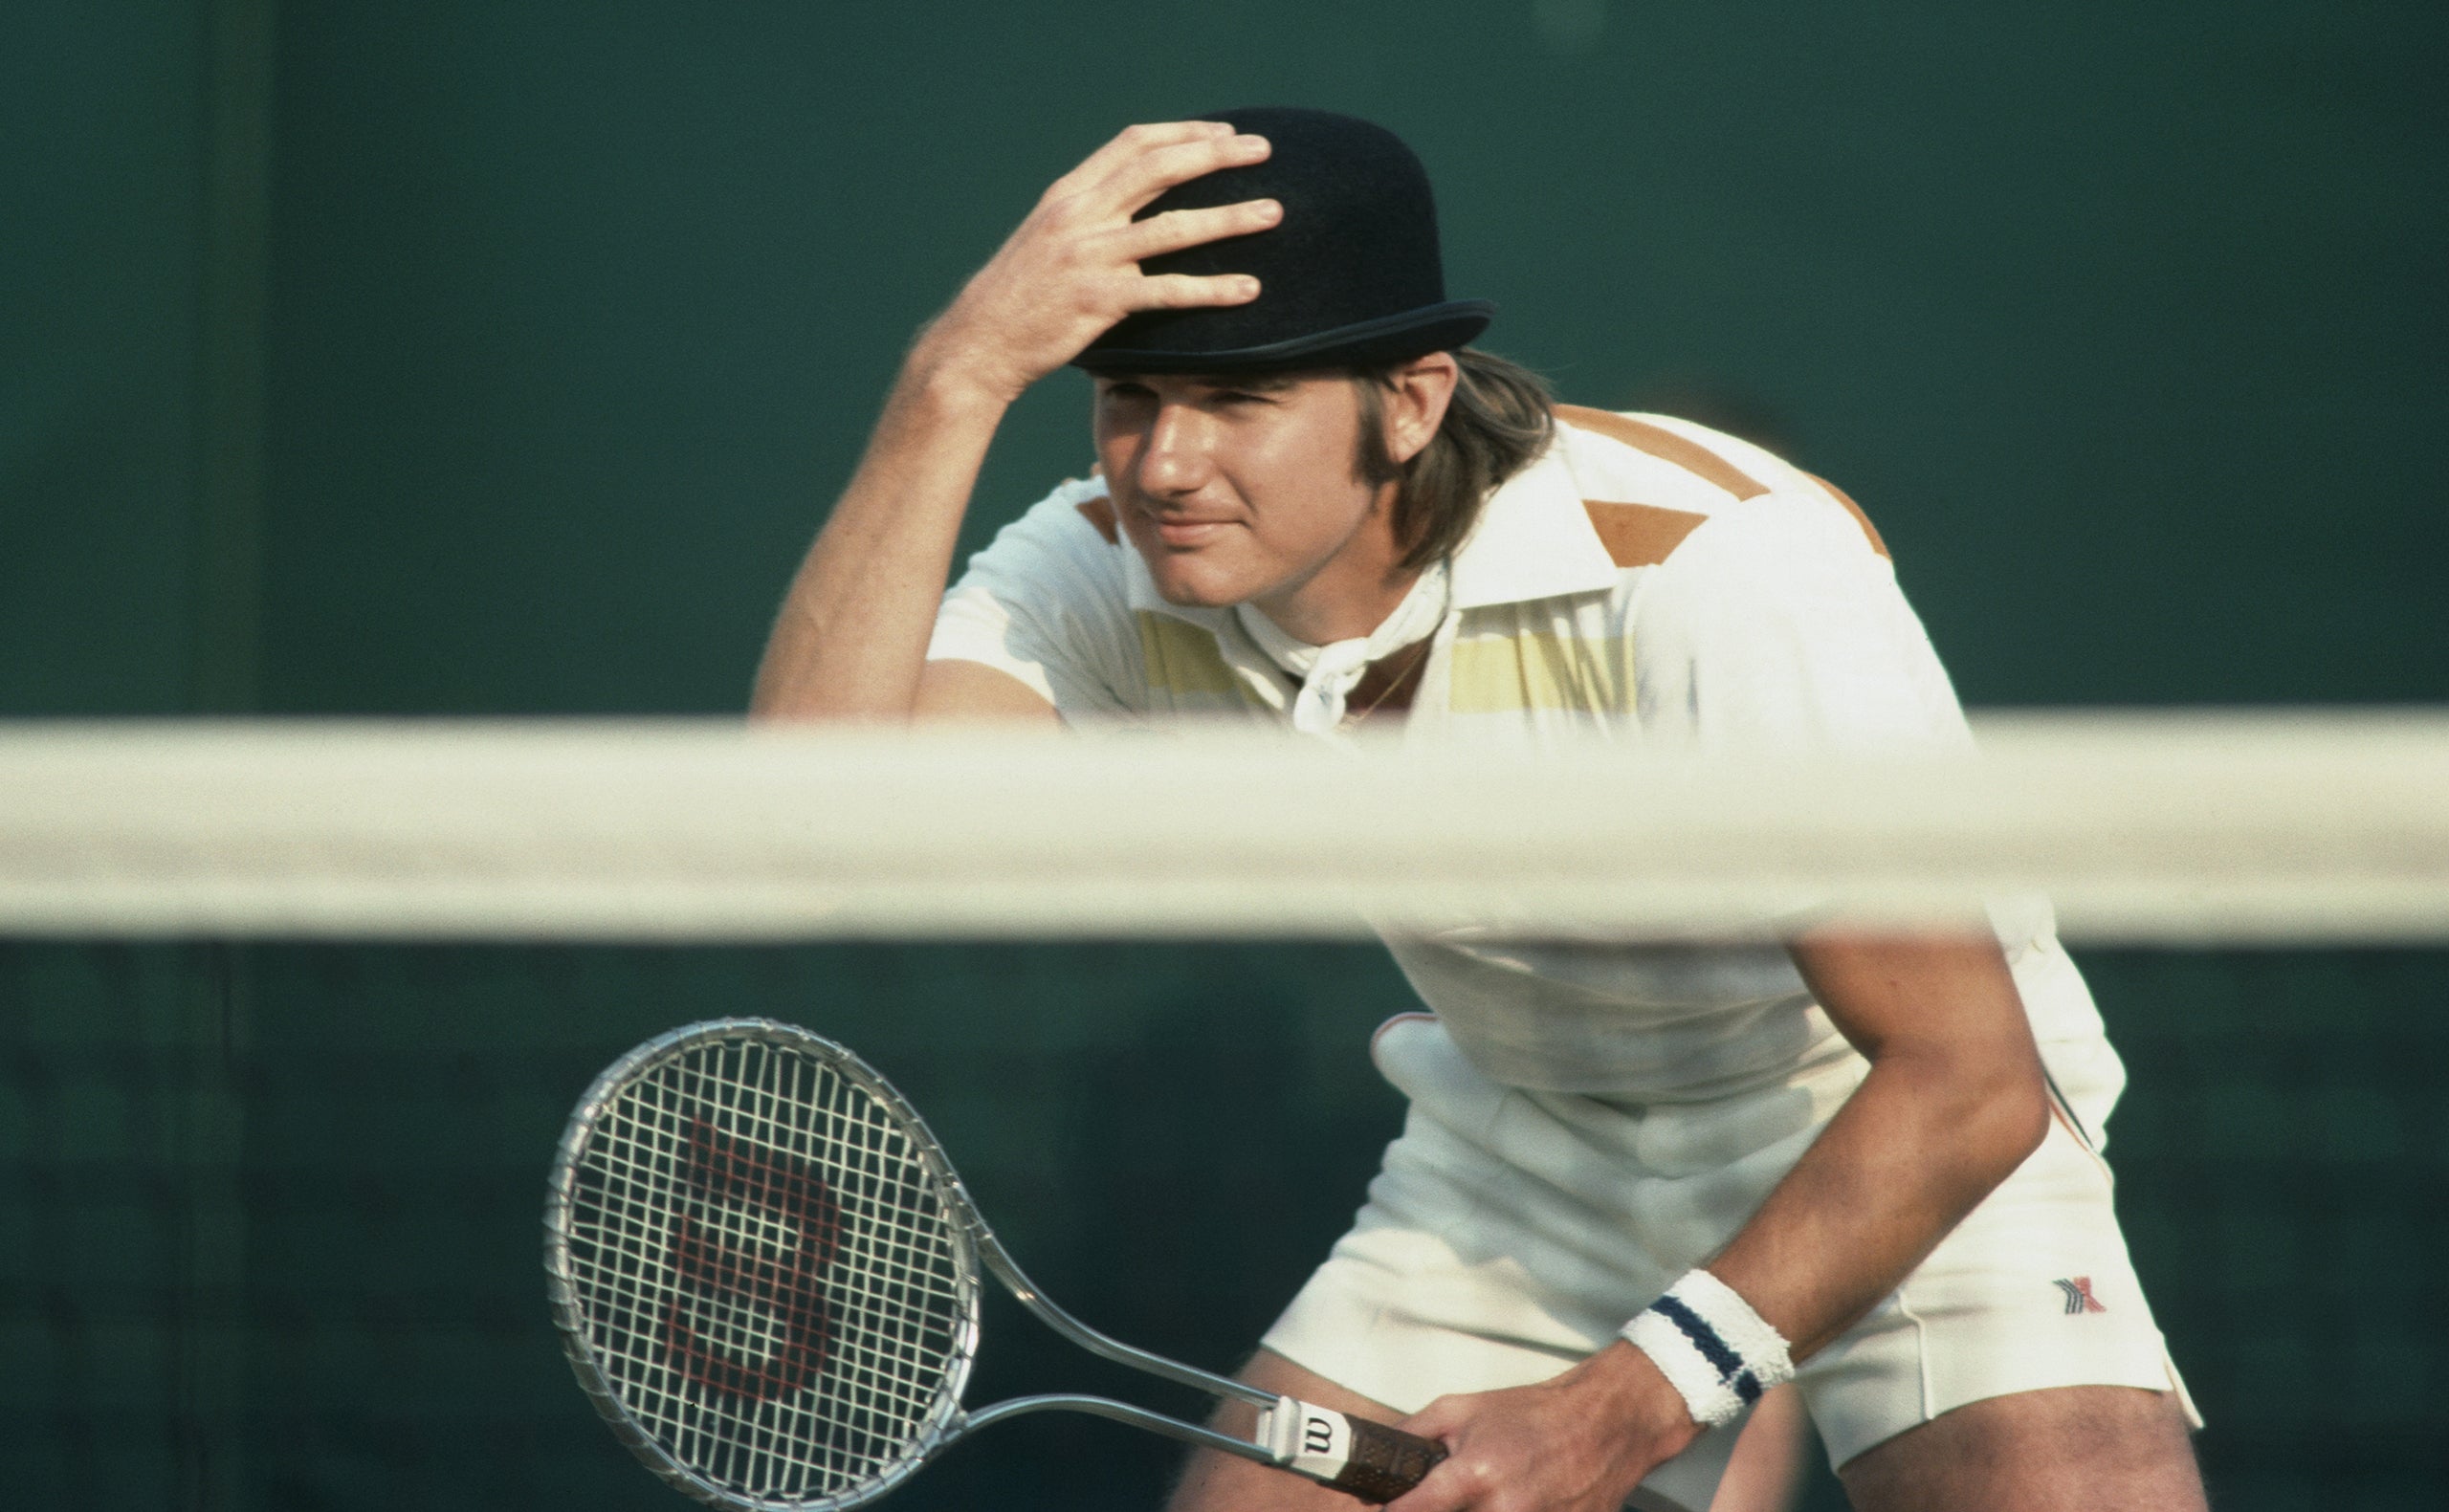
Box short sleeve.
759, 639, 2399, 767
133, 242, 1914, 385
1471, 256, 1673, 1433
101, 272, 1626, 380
1632, 493, 2065, 949
1631, 492, 1972, 755
927, 477, 1142, 718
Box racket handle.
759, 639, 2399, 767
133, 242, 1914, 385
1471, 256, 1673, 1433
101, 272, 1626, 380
1327, 1414, 1447, 1502
1259, 1396, 1448, 1503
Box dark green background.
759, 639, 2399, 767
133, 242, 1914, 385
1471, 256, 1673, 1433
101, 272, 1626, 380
3, 2, 2442, 1508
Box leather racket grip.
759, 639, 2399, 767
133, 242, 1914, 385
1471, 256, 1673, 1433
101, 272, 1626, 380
1323, 1417, 1447, 1503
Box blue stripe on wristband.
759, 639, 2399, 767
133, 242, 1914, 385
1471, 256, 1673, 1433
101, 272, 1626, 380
1649, 1293, 1757, 1401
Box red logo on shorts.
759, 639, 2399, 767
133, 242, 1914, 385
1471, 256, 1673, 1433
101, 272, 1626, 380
2054, 1277, 2107, 1315
661, 1114, 843, 1400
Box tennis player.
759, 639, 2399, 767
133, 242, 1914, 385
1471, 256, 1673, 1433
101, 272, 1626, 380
752, 108, 2205, 1512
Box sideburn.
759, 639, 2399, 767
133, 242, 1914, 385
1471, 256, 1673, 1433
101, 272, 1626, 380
1348, 374, 1417, 549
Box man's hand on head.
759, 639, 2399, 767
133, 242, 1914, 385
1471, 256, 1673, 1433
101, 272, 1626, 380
909, 121, 1280, 407
1384, 1341, 1700, 1512
752, 120, 1275, 723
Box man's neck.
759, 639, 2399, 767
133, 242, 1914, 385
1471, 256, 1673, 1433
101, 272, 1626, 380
1248, 562, 1423, 646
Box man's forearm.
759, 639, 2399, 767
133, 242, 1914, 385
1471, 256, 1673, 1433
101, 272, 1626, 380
1521, 935, 2049, 1464
1708, 1033, 2049, 1361
1710, 933, 2052, 1361
749, 356, 1008, 721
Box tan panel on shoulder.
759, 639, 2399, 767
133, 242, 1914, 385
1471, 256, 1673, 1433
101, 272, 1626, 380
1805, 472, 1890, 559
1075, 496, 1120, 545
1555, 405, 1768, 500
1582, 499, 1710, 568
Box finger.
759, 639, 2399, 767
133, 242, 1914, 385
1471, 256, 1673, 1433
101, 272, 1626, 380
1397, 1395, 1467, 1438
1049, 120, 1234, 197
1126, 272, 1261, 313
1092, 130, 1271, 214
1105, 198, 1282, 262
1381, 1458, 1473, 1512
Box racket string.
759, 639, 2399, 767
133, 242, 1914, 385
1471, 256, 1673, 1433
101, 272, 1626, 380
565, 1033, 973, 1501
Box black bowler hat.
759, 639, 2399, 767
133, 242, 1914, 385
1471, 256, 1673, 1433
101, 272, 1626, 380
1073, 107, 1493, 374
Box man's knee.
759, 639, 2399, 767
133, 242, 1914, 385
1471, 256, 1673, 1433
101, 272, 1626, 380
1838, 1386, 2203, 1512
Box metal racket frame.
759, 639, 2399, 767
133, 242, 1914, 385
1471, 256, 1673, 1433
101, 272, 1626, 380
544, 1019, 1284, 1512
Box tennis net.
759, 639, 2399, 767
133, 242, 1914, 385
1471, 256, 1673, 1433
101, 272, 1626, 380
5, 712, 2447, 943
4, 713, 2445, 1511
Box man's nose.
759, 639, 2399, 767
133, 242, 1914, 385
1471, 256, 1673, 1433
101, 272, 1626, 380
1136, 402, 1212, 497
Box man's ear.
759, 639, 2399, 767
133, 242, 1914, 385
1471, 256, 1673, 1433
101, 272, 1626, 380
1381, 352, 1462, 466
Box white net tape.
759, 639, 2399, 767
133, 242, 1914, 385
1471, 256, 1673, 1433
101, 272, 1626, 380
3, 712, 2446, 943
565, 1031, 968, 1502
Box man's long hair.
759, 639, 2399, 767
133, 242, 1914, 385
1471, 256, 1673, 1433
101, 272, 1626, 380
1353, 348, 1555, 570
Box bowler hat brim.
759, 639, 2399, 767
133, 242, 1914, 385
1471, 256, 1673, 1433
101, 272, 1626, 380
1073, 299, 1494, 376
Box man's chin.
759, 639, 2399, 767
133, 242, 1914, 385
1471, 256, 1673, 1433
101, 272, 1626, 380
1138, 556, 1260, 611
1152, 579, 1247, 610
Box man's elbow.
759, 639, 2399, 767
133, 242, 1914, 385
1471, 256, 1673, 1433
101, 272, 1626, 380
1894, 1040, 2051, 1194
1969, 1061, 2052, 1186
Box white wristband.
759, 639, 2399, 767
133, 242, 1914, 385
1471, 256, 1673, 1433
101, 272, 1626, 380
1621, 1269, 1795, 1429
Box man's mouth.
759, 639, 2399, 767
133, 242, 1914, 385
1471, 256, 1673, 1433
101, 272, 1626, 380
1140, 511, 1238, 548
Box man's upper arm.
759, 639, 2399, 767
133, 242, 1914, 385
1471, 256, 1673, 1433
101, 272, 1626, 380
1787, 929, 2037, 1066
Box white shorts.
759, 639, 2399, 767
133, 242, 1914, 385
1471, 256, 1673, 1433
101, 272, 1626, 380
1261, 1017, 2195, 1512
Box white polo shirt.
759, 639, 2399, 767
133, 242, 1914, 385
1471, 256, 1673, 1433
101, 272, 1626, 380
927, 408, 2113, 1110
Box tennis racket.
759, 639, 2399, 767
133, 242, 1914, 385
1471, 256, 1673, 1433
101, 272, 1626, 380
544, 1019, 1446, 1509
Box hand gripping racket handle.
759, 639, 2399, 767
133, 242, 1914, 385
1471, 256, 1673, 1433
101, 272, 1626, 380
1259, 1396, 1448, 1502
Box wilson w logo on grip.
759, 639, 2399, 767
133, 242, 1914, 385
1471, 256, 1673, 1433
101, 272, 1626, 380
661, 1112, 843, 1400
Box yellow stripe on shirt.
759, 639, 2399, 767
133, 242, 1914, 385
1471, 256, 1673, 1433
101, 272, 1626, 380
1447, 626, 1635, 714
1136, 611, 1250, 702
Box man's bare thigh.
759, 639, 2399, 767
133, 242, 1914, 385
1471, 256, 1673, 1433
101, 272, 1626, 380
1840, 1386, 2204, 1512
1164, 1348, 1401, 1512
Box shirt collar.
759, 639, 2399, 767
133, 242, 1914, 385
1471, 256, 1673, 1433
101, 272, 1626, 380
1446, 429, 1620, 608
1115, 424, 1615, 625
